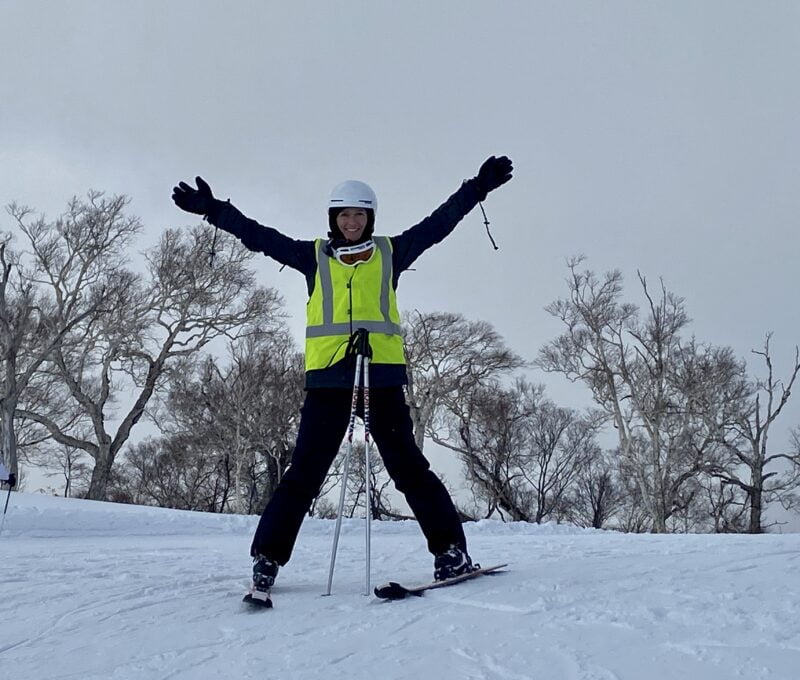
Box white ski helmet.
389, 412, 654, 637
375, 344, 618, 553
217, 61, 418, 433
328, 180, 377, 214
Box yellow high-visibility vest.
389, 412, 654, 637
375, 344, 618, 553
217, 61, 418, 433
305, 237, 405, 372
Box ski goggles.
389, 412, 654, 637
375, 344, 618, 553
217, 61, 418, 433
333, 240, 376, 266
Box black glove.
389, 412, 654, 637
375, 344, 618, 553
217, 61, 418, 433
172, 176, 215, 216
6, 472, 15, 488
475, 156, 513, 199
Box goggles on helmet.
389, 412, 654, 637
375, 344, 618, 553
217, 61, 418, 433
333, 240, 376, 266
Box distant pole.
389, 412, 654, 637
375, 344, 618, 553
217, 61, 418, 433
0, 486, 12, 537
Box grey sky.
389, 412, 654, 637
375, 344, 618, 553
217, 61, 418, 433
2, 1, 799, 517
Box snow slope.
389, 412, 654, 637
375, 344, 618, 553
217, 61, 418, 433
1, 492, 798, 680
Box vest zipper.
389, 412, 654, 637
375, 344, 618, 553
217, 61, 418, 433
347, 269, 357, 336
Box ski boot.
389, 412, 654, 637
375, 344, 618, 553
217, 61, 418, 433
434, 545, 479, 581
244, 555, 279, 608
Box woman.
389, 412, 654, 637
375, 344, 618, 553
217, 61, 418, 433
172, 155, 513, 599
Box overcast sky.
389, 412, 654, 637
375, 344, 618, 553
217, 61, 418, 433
2, 1, 799, 516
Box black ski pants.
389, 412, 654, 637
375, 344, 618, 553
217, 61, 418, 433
250, 386, 467, 565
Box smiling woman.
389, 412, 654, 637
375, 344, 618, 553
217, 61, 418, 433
171, 156, 514, 603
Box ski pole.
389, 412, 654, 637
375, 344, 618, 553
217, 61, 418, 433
351, 329, 374, 595
362, 351, 373, 596
0, 485, 12, 537
325, 347, 365, 596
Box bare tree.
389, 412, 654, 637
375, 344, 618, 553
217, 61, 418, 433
433, 381, 533, 521
0, 219, 104, 481
431, 379, 600, 523
53, 443, 91, 498
524, 398, 603, 523
147, 328, 304, 514
714, 336, 800, 532
122, 435, 229, 511
695, 475, 749, 533
614, 453, 652, 533
14, 367, 86, 484
538, 258, 745, 532
15, 195, 284, 500
26, 439, 93, 498
564, 450, 624, 529
403, 310, 525, 450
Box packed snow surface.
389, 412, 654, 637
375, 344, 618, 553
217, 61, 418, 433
1, 492, 798, 679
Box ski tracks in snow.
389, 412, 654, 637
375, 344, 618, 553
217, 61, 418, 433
2, 495, 800, 680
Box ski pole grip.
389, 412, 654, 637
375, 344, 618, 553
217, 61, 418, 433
352, 328, 372, 358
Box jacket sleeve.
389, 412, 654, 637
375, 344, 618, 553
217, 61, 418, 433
390, 178, 483, 279
206, 200, 317, 282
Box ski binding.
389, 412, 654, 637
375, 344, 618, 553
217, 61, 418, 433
243, 587, 273, 609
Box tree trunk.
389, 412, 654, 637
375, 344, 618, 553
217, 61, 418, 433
651, 476, 669, 533
87, 446, 113, 500
1, 356, 19, 477
748, 468, 764, 533
651, 509, 668, 533
1, 395, 18, 479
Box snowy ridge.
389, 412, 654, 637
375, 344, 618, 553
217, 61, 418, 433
2, 492, 592, 539
1, 492, 799, 680
3, 492, 257, 538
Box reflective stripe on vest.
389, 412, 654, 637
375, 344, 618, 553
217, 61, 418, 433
305, 236, 405, 371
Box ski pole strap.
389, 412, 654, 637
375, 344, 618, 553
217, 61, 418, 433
479, 201, 499, 250
207, 226, 219, 267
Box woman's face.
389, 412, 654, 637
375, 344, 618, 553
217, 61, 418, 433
336, 208, 369, 242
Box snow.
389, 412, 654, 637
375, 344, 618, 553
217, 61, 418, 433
1, 492, 799, 680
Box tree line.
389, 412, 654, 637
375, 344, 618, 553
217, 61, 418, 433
2, 195, 798, 533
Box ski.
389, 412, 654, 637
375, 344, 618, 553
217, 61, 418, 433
374, 563, 508, 601
242, 588, 273, 609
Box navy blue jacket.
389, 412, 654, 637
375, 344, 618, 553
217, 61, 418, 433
206, 179, 484, 388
